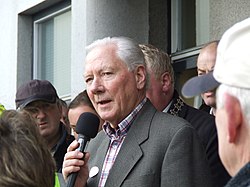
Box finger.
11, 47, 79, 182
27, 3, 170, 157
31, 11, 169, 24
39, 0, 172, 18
64, 150, 84, 161
62, 157, 85, 180
67, 140, 79, 152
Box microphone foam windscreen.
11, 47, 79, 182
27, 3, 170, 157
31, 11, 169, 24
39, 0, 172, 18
75, 112, 100, 138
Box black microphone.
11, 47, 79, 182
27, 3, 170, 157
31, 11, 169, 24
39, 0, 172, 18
66, 112, 100, 187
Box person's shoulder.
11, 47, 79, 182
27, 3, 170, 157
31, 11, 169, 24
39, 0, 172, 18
183, 103, 217, 140
199, 103, 211, 113
185, 103, 215, 122
154, 110, 193, 130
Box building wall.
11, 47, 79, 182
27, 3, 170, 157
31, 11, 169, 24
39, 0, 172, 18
0, 0, 249, 109
0, 0, 44, 109
209, 0, 250, 40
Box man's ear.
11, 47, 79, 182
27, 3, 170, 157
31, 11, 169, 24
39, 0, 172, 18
135, 65, 146, 89
161, 72, 171, 91
224, 93, 242, 143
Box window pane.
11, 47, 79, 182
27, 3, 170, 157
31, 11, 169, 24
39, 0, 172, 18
41, 19, 54, 81
35, 9, 71, 98
171, 0, 209, 53
53, 11, 71, 97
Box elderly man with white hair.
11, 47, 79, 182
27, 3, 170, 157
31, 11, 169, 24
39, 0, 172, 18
214, 18, 250, 186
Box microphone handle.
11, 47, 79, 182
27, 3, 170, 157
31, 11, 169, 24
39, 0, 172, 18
66, 137, 89, 187
66, 172, 78, 187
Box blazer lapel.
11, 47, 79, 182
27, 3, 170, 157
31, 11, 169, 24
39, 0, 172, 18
105, 132, 143, 187
104, 100, 156, 187
88, 134, 110, 186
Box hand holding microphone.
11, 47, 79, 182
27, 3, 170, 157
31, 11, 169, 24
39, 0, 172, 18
63, 112, 100, 187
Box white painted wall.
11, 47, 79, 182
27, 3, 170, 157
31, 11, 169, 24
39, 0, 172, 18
0, 1, 17, 109
0, 0, 44, 109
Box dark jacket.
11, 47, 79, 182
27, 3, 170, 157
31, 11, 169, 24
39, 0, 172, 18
53, 123, 74, 172
225, 162, 250, 187
199, 102, 212, 114
167, 90, 231, 187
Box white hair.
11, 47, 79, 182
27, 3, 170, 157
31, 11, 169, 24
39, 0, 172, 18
86, 36, 145, 71
216, 84, 250, 123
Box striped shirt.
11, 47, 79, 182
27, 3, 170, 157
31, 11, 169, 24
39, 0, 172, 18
98, 98, 147, 187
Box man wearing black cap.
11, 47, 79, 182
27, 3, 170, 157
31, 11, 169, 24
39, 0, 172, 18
15, 79, 74, 172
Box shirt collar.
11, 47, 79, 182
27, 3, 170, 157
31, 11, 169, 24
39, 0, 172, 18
103, 98, 147, 140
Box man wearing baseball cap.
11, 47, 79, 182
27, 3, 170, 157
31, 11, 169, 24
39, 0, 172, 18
183, 17, 250, 186
15, 79, 74, 172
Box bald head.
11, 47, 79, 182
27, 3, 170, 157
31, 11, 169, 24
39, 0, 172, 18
197, 41, 219, 74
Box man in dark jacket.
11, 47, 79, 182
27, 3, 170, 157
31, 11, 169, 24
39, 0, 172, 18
140, 43, 231, 187
15, 79, 74, 172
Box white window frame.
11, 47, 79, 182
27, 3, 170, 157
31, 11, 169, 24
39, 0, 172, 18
33, 5, 71, 100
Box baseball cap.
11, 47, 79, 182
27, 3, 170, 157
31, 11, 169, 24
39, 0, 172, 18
213, 17, 250, 89
181, 71, 220, 98
15, 79, 59, 109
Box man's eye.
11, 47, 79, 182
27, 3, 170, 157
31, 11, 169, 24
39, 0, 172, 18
23, 107, 39, 114
102, 72, 112, 76
85, 78, 93, 84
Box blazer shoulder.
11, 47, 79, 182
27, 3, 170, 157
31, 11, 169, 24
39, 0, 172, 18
152, 110, 195, 135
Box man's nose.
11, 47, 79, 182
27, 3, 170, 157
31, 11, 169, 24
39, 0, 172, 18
34, 108, 46, 119
89, 78, 104, 94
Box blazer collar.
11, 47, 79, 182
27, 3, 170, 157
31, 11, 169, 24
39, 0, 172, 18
104, 100, 157, 186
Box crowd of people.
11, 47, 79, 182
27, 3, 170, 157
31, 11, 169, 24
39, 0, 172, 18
1, 17, 250, 187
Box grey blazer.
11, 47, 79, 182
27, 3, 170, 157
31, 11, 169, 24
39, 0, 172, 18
86, 100, 213, 187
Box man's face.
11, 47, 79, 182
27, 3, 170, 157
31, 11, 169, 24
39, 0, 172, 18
146, 70, 172, 111
197, 44, 217, 108
84, 44, 145, 127
23, 101, 62, 139
146, 71, 163, 111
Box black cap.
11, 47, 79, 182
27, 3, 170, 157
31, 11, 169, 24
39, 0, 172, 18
15, 79, 59, 109
181, 71, 220, 98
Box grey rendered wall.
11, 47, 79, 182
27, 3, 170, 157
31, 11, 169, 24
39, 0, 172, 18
210, 0, 250, 40
71, 0, 149, 97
